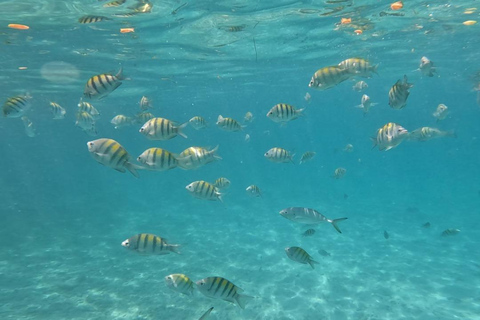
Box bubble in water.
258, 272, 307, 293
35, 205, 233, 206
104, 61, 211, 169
40, 61, 79, 83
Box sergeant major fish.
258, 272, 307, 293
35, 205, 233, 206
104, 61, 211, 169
189, 116, 207, 130
279, 207, 348, 233
433, 104, 449, 122
111, 115, 134, 129
78, 101, 100, 119
419, 56, 436, 77
373, 122, 409, 151
408, 127, 456, 141
139, 95, 153, 110
78, 15, 111, 24
87, 138, 140, 177
388, 75, 413, 109
333, 167, 346, 179
308, 65, 351, 90
217, 115, 243, 131
165, 274, 195, 296
266, 103, 305, 124
299, 151, 316, 164
137, 147, 178, 171
121, 233, 180, 254
214, 177, 231, 190
264, 147, 294, 163
176, 146, 221, 170
285, 246, 319, 269
338, 58, 378, 78
2, 94, 31, 118
246, 185, 262, 197
139, 117, 187, 140
352, 80, 368, 92
196, 276, 253, 309
186, 180, 223, 202
84, 67, 125, 100
50, 102, 66, 119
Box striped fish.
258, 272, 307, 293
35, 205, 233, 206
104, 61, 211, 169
355, 94, 377, 114
139, 95, 153, 110
111, 115, 133, 129
279, 207, 348, 233
408, 127, 456, 142
103, 0, 126, 7
244, 111, 254, 123
198, 307, 214, 320
121, 233, 180, 254
87, 138, 140, 177
196, 277, 253, 309
113, 12, 140, 18
302, 229, 316, 237
84, 68, 125, 100
135, 111, 154, 124
2, 94, 31, 118
50, 102, 66, 119
264, 147, 294, 163
185, 180, 223, 202
75, 111, 97, 136
189, 116, 208, 130
308, 66, 350, 90
139, 117, 187, 140
177, 146, 221, 170
266, 103, 305, 123
285, 246, 319, 269
165, 274, 195, 296
333, 167, 346, 179
441, 228, 460, 237
78, 15, 111, 24
214, 177, 231, 190
129, 0, 153, 13
21, 116, 35, 138
216, 115, 243, 132
246, 185, 262, 197
299, 151, 315, 164
373, 122, 408, 151
388, 75, 413, 109
136, 147, 178, 171
78, 101, 100, 119
338, 58, 378, 78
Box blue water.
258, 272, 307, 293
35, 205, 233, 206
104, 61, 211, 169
1, 1, 480, 319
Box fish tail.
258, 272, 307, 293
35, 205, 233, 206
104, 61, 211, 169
116, 67, 126, 80
308, 259, 319, 269
235, 293, 254, 309
330, 217, 348, 233
177, 122, 188, 138
125, 162, 140, 178
169, 244, 182, 254
446, 130, 457, 138
372, 63, 379, 75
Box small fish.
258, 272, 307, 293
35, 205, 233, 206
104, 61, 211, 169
373, 122, 409, 151
384, 230, 390, 239
441, 228, 460, 237
279, 207, 348, 233
245, 134, 250, 142
419, 56, 436, 77
21, 116, 35, 137
244, 111, 254, 123
304, 92, 311, 103
266, 103, 305, 123
139, 95, 153, 110
121, 233, 180, 254
422, 222, 431, 228
308, 66, 351, 90
333, 167, 346, 179
186, 181, 223, 202
343, 144, 354, 152
433, 104, 449, 122
299, 151, 316, 164
408, 127, 456, 141
338, 58, 378, 78
103, 0, 126, 8
113, 12, 140, 18
285, 246, 319, 269
189, 116, 208, 130
129, 0, 153, 13
2, 94, 31, 118
111, 115, 134, 129
214, 177, 231, 190
84, 68, 125, 100
246, 185, 262, 197
388, 75, 413, 109
78, 15, 111, 24
352, 80, 368, 92
75, 111, 97, 134
50, 102, 66, 119
216, 115, 243, 131
78, 101, 100, 119
196, 277, 253, 309
264, 147, 294, 163
177, 146, 221, 170
198, 307, 214, 320
302, 229, 316, 237
135, 111, 154, 124
139, 117, 187, 140
171, 2, 187, 15
318, 249, 331, 257
87, 138, 139, 177
137, 148, 178, 171
165, 274, 194, 296
355, 94, 377, 114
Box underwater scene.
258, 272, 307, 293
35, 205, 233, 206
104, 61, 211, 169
1, 0, 480, 319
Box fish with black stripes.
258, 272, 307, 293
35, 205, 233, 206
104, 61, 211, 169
216, 115, 243, 131
264, 147, 294, 163
87, 138, 140, 177
176, 146, 221, 170
75, 111, 97, 136
2, 94, 31, 118
373, 122, 409, 151
308, 65, 351, 90
408, 127, 456, 142
78, 100, 100, 119
285, 246, 319, 269
165, 274, 195, 296
279, 207, 348, 233
299, 151, 315, 164
388, 75, 413, 109
246, 185, 262, 197
186, 180, 223, 202
214, 177, 231, 190
189, 116, 207, 130
333, 167, 346, 179
136, 147, 178, 171
78, 15, 111, 24
196, 277, 253, 309
266, 103, 305, 124
139, 117, 187, 140
84, 67, 125, 100
103, 0, 126, 8
121, 233, 181, 254
338, 58, 378, 78
50, 102, 66, 119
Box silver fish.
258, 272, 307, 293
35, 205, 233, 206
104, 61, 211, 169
432, 104, 449, 122
279, 207, 347, 233
419, 56, 436, 77
333, 167, 346, 179
355, 94, 377, 114
21, 116, 35, 137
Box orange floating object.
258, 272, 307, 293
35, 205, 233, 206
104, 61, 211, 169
341, 18, 352, 24
354, 29, 363, 35
463, 20, 477, 26
120, 28, 135, 33
390, 1, 403, 10
8, 24, 30, 30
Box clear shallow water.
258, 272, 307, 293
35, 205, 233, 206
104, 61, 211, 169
1, 0, 480, 319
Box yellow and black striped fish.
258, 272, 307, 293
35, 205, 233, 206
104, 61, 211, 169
216, 115, 243, 131
388, 75, 413, 109
139, 95, 153, 110
139, 117, 188, 140
408, 127, 456, 142
214, 177, 231, 190
177, 146, 221, 170
189, 116, 208, 130
78, 101, 100, 119
338, 58, 378, 78
185, 180, 223, 202
84, 68, 125, 100
196, 277, 253, 309
333, 167, 346, 179
129, 0, 153, 13
75, 111, 97, 134
87, 138, 139, 177
302, 229, 316, 237
266, 103, 305, 123
50, 102, 66, 119
103, 0, 126, 8
165, 274, 195, 296
137, 147, 178, 171
285, 246, 319, 269
110, 115, 133, 129
441, 228, 460, 237
121, 233, 181, 254
264, 147, 294, 163
78, 15, 111, 24
2, 94, 31, 118
246, 185, 262, 197
373, 123, 408, 151
135, 111, 154, 124
299, 151, 315, 164
308, 66, 350, 90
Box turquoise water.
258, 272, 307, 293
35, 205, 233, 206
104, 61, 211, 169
1, 1, 480, 319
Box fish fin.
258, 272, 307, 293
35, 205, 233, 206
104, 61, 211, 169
308, 259, 319, 269
176, 155, 193, 170
372, 63, 379, 75
114, 167, 126, 173
125, 162, 140, 178
235, 294, 254, 309
330, 217, 348, 233
297, 108, 306, 117
217, 115, 224, 123
217, 192, 224, 203
115, 67, 126, 80
177, 122, 188, 138
169, 244, 182, 254
198, 307, 213, 319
